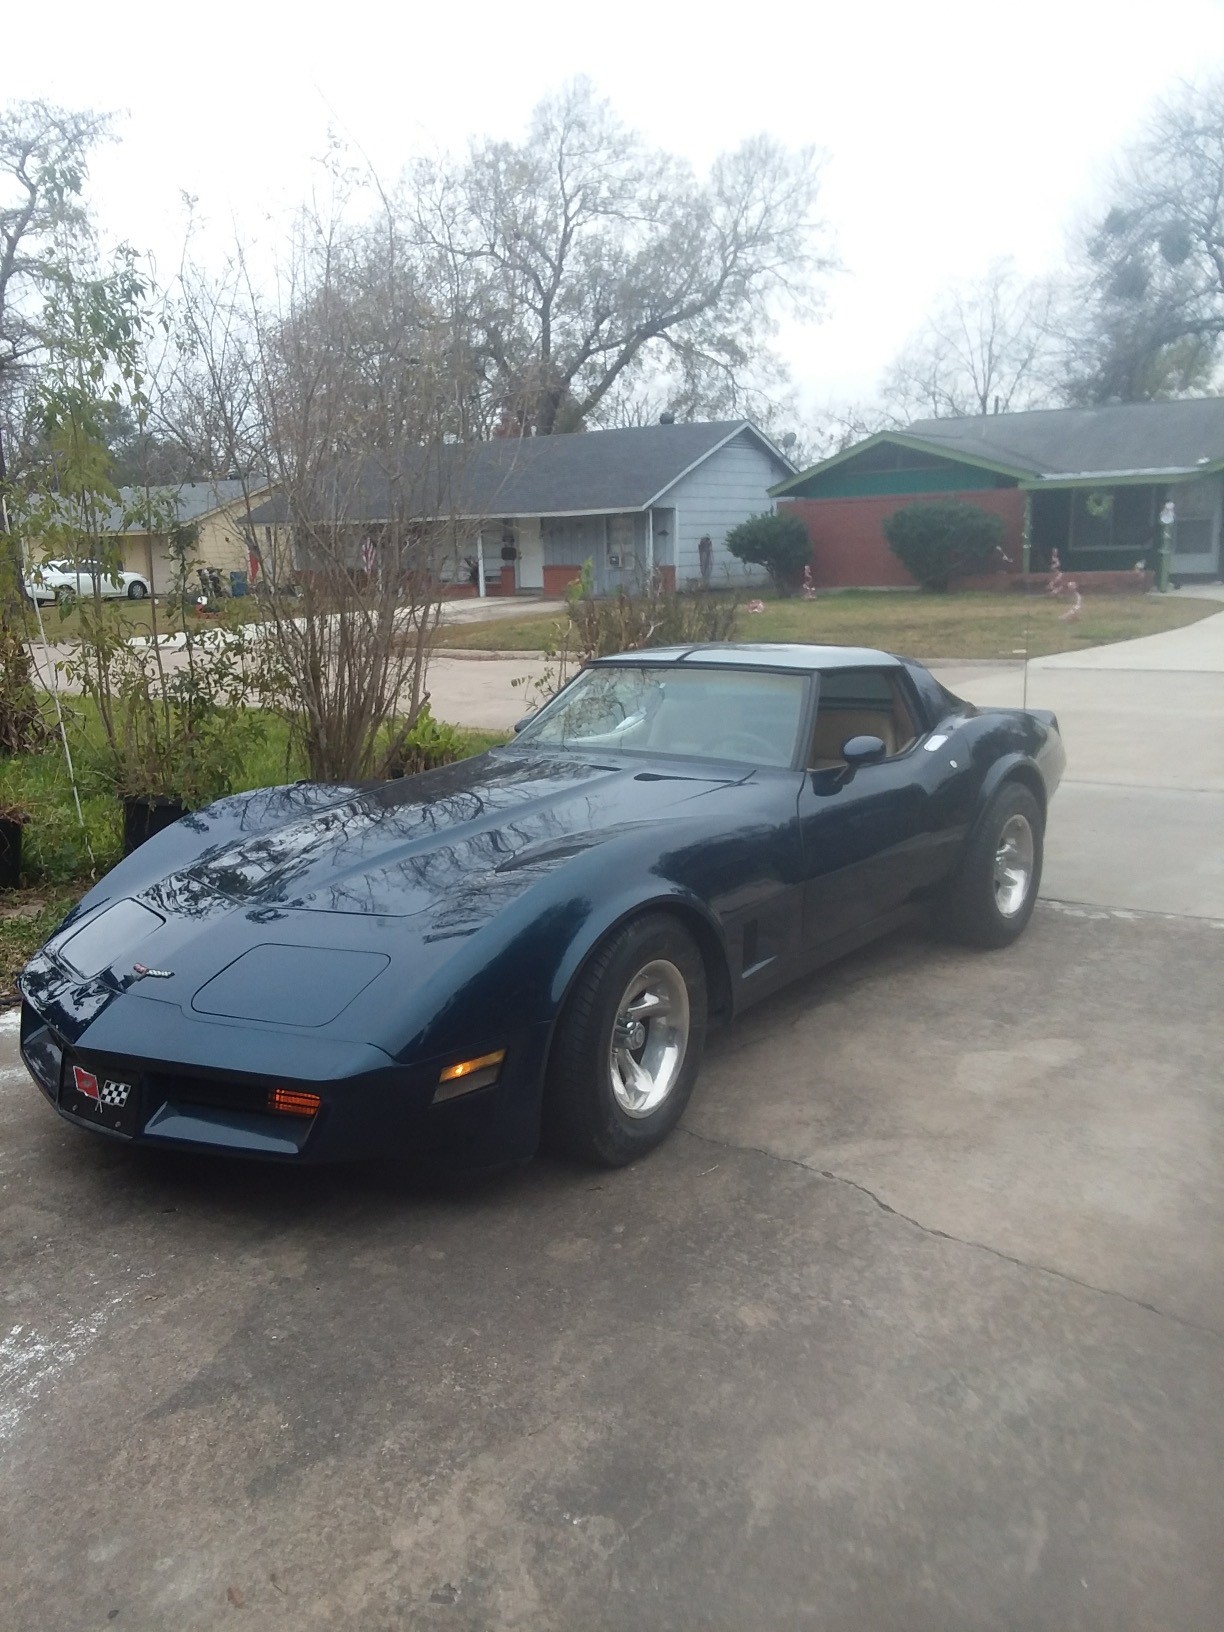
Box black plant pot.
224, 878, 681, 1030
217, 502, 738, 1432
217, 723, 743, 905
0, 817, 24, 888
122, 794, 188, 856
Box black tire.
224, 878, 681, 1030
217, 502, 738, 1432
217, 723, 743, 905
54, 585, 75, 606
938, 781, 1044, 949
543, 913, 708, 1167
127, 580, 148, 599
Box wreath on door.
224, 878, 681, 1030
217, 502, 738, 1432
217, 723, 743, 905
1085, 490, 1113, 519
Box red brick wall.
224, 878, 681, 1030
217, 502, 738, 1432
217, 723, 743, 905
782, 491, 1027, 589
543, 565, 583, 597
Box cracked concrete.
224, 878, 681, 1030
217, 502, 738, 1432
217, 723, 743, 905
681, 1125, 1223, 1343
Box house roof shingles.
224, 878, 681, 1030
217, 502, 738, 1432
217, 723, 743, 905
103, 478, 272, 533
905, 398, 1224, 479
246, 422, 790, 526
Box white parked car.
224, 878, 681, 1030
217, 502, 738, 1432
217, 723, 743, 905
25, 559, 151, 604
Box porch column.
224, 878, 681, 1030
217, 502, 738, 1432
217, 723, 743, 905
1158, 498, 1175, 593
1021, 491, 1032, 574
476, 531, 486, 598
646, 510, 654, 578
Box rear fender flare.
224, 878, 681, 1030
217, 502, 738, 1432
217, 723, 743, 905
970, 753, 1048, 842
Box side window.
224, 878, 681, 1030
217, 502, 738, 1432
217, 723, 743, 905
808, 668, 919, 768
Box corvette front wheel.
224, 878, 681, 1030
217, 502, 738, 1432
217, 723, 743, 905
544, 913, 708, 1166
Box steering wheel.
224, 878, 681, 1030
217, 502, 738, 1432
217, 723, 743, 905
716, 733, 763, 761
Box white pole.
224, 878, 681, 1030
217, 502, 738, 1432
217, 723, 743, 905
476, 532, 486, 598
646, 510, 654, 578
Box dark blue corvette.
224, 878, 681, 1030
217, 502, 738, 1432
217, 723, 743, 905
20, 643, 1064, 1168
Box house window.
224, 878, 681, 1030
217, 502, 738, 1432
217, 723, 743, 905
1069, 486, 1160, 558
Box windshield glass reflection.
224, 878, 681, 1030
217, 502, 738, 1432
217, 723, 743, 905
518, 666, 807, 768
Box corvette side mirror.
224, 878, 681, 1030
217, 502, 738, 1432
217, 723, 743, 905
841, 734, 887, 766
513, 716, 532, 734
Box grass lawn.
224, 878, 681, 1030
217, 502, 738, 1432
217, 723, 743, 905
433, 590, 1216, 661
22, 595, 270, 643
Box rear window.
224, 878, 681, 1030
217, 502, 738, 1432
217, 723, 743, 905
817, 668, 897, 707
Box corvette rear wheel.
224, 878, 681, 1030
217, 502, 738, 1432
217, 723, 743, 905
939, 781, 1043, 948
127, 580, 148, 599
544, 913, 708, 1166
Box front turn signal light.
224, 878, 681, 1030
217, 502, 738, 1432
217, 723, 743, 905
434, 1048, 506, 1102
268, 1087, 322, 1117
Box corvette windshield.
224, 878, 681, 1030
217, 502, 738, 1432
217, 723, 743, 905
517, 665, 807, 768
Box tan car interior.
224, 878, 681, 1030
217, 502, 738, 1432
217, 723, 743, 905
809, 671, 919, 769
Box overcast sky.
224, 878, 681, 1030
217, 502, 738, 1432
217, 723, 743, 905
12, 0, 1224, 428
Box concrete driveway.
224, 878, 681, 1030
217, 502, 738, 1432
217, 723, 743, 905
934, 595, 1224, 920
2, 610, 1222, 1630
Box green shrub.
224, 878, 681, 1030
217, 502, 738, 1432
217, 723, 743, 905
724, 511, 811, 597
882, 501, 1006, 592
380, 704, 467, 778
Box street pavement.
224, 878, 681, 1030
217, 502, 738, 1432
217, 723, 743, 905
2, 602, 1223, 1630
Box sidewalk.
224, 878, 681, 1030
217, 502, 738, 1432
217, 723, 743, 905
1029, 598, 1224, 673
437, 595, 565, 625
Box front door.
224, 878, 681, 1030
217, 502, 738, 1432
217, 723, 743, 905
599, 514, 640, 595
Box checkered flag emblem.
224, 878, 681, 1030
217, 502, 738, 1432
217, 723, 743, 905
100, 1080, 131, 1108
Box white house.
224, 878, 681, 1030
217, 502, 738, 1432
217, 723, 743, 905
247, 419, 796, 597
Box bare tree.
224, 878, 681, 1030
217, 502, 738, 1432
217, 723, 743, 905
880, 259, 1059, 421
1060, 73, 1224, 402
152, 257, 265, 479
201, 194, 483, 782
808, 400, 904, 458
409, 79, 829, 435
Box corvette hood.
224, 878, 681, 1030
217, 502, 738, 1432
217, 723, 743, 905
146, 750, 741, 924
23, 750, 762, 1053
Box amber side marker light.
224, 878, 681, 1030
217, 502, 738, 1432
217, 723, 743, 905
268, 1087, 323, 1117
434, 1048, 506, 1103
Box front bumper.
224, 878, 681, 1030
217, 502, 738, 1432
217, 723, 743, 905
20, 999, 550, 1165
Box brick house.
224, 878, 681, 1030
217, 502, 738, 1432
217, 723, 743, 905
773, 398, 1224, 588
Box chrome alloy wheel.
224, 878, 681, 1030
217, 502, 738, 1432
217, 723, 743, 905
608, 958, 691, 1118
994, 813, 1035, 917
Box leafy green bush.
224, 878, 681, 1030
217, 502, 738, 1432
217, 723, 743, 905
58, 607, 268, 806
882, 501, 1006, 592
724, 511, 811, 597
380, 704, 468, 778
